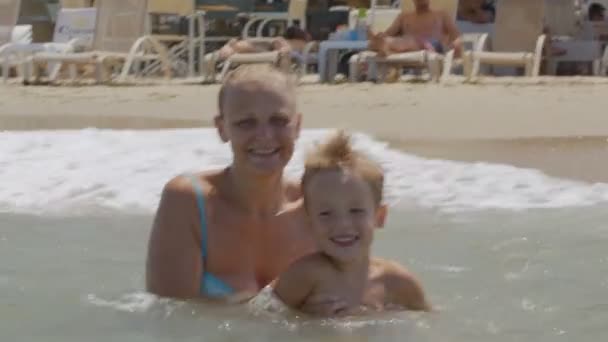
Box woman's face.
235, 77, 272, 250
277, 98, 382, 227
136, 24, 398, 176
217, 80, 301, 176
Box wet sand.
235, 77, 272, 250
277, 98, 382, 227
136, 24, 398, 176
393, 137, 608, 183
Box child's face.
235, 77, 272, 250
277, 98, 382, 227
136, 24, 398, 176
217, 80, 301, 176
305, 169, 386, 264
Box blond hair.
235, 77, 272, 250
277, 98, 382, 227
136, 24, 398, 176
218, 64, 297, 115
302, 130, 384, 206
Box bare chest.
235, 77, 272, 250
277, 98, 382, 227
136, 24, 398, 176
204, 211, 314, 288
402, 14, 442, 37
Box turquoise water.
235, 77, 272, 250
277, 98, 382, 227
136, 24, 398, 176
2, 204, 607, 342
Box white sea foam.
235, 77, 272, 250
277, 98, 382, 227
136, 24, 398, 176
1, 128, 608, 215
86, 292, 160, 313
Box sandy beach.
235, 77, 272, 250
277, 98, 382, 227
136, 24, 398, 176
2, 77, 608, 182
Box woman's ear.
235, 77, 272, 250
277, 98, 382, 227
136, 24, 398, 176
214, 114, 229, 143
375, 204, 388, 228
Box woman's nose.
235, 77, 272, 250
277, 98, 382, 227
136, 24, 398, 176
255, 123, 274, 140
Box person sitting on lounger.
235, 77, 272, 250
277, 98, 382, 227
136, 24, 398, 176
367, 0, 463, 57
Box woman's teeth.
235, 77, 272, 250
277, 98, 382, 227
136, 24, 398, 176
330, 235, 359, 247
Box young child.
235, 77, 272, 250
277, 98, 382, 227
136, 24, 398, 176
272, 131, 430, 316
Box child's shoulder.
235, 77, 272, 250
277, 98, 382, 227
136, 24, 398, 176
371, 258, 416, 282
282, 252, 335, 278
272, 253, 335, 298
293, 252, 335, 269
371, 258, 430, 311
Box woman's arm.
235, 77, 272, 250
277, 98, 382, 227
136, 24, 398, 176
146, 177, 202, 299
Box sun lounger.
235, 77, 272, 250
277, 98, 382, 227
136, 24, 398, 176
1, 6, 96, 82
203, 37, 289, 82
204, 0, 308, 83
0, 0, 22, 79
463, 0, 546, 81
545, 0, 603, 75
142, 0, 206, 78
25, 0, 171, 84
241, 0, 307, 39
349, 0, 460, 83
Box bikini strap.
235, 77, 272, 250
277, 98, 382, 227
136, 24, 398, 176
189, 174, 208, 259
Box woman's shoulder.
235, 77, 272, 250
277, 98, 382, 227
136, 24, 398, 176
159, 169, 225, 206
284, 179, 303, 202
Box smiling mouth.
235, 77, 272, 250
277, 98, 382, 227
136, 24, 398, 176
248, 147, 280, 157
329, 235, 360, 247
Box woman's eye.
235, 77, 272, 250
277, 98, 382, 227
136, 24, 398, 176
235, 119, 255, 128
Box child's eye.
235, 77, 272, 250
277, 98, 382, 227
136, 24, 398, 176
235, 119, 256, 128
350, 208, 365, 214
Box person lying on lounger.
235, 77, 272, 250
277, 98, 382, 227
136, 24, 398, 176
216, 26, 312, 60
457, 0, 495, 24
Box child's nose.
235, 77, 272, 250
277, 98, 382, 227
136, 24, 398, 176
335, 215, 353, 231
255, 123, 274, 139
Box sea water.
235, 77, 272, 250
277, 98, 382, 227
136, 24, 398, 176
1, 128, 607, 342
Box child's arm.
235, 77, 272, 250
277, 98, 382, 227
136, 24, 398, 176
272, 257, 316, 310
384, 262, 431, 312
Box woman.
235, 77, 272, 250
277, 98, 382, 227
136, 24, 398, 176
145, 65, 316, 302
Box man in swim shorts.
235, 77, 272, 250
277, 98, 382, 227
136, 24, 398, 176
367, 0, 463, 57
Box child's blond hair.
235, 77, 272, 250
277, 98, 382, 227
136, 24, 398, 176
302, 130, 384, 206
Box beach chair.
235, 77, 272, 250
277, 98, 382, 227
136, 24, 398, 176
26, 0, 171, 84
0, 0, 22, 79
544, 0, 602, 75
224, 0, 308, 79
349, 0, 460, 83
1, 6, 96, 82
143, 0, 206, 78
203, 1, 308, 82
241, 0, 308, 39
203, 37, 287, 83
463, 0, 546, 81
297, 6, 353, 79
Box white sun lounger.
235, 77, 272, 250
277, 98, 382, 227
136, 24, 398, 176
463, 0, 547, 81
